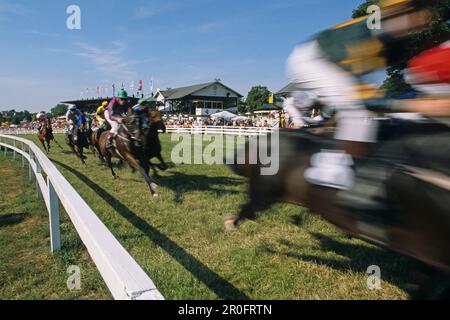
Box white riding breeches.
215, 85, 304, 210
286, 41, 378, 143
104, 110, 120, 135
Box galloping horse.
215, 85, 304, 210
90, 123, 108, 162
37, 120, 62, 153
225, 118, 450, 299
144, 110, 169, 176
65, 122, 91, 165
98, 110, 158, 196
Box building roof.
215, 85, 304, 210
255, 103, 282, 112
158, 81, 243, 100
276, 83, 298, 95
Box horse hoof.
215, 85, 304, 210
150, 183, 158, 190
224, 215, 238, 231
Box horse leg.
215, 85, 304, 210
90, 145, 97, 157
54, 139, 64, 150
146, 159, 159, 177
95, 145, 105, 162
105, 153, 117, 178
125, 154, 158, 196
78, 147, 87, 165
225, 174, 279, 231
155, 154, 169, 171
47, 140, 51, 153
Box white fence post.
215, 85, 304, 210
35, 158, 41, 199
21, 142, 25, 168
3, 136, 6, 156
13, 139, 17, 160
47, 177, 61, 252
28, 147, 33, 181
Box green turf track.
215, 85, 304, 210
0, 133, 413, 300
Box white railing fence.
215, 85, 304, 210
0, 134, 163, 300
0, 126, 276, 136
166, 125, 276, 136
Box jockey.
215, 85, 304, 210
36, 111, 47, 131
285, 0, 437, 192
96, 101, 108, 129
128, 98, 153, 147
66, 105, 82, 143
105, 88, 130, 148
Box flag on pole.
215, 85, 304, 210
138, 80, 143, 92
112, 84, 116, 96
268, 92, 274, 104
130, 81, 135, 91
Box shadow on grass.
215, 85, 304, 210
157, 170, 242, 203
51, 159, 249, 300
0, 213, 25, 228
266, 233, 415, 293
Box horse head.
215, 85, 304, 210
149, 110, 166, 133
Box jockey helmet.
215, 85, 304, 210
118, 89, 128, 99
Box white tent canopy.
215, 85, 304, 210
232, 116, 248, 121
210, 111, 237, 121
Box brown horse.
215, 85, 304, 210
225, 118, 450, 299
143, 110, 169, 177
65, 123, 91, 165
37, 120, 62, 153
98, 114, 158, 196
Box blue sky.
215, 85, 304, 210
0, 0, 363, 112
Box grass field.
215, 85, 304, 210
0, 155, 110, 299
0, 133, 415, 300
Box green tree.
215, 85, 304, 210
51, 104, 69, 117
246, 86, 271, 113
352, 0, 450, 97
237, 98, 247, 114
352, 0, 379, 19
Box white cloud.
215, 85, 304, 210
24, 29, 61, 38
134, 3, 181, 19
76, 42, 144, 80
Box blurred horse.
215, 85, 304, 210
37, 120, 62, 153
98, 110, 158, 196
65, 121, 91, 165
225, 118, 450, 299
144, 110, 169, 176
